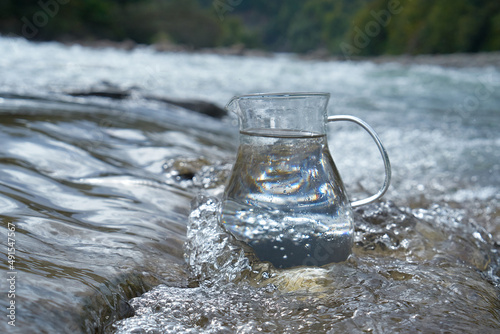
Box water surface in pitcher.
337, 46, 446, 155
221, 129, 354, 268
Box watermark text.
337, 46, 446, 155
21, 0, 70, 39
6, 222, 17, 327
213, 0, 243, 21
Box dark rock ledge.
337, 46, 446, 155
67, 85, 226, 119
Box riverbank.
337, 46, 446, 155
356, 51, 500, 68
65, 38, 500, 69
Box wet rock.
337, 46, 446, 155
68, 88, 131, 100
163, 157, 211, 185
163, 157, 232, 194
67, 81, 132, 99
65, 39, 137, 51
153, 42, 273, 58
117, 300, 135, 319
146, 96, 227, 118
67, 86, 227, 118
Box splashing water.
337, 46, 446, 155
184, 196, 251, 286
113, 197, 500, 333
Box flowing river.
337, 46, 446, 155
0, 37, 499, 333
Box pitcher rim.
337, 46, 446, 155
226, 92, 330, 110
232, 92, 330, 100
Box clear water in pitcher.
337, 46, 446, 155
221, 129, 354, 268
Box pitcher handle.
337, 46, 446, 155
327, 115, 391, 208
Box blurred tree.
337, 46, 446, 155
286, 0, 333, 52
0, 0, 499, 54
383, 0, 434, 54
117, 0, 222, 47
483, 12, 500, 51
347, 0, 500, 55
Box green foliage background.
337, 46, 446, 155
1, 0, 499, 55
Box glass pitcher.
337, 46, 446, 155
220, 92, 391, 269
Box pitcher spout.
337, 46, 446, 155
225, 95, 241, 117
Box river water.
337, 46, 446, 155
0, 37, 499, 333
